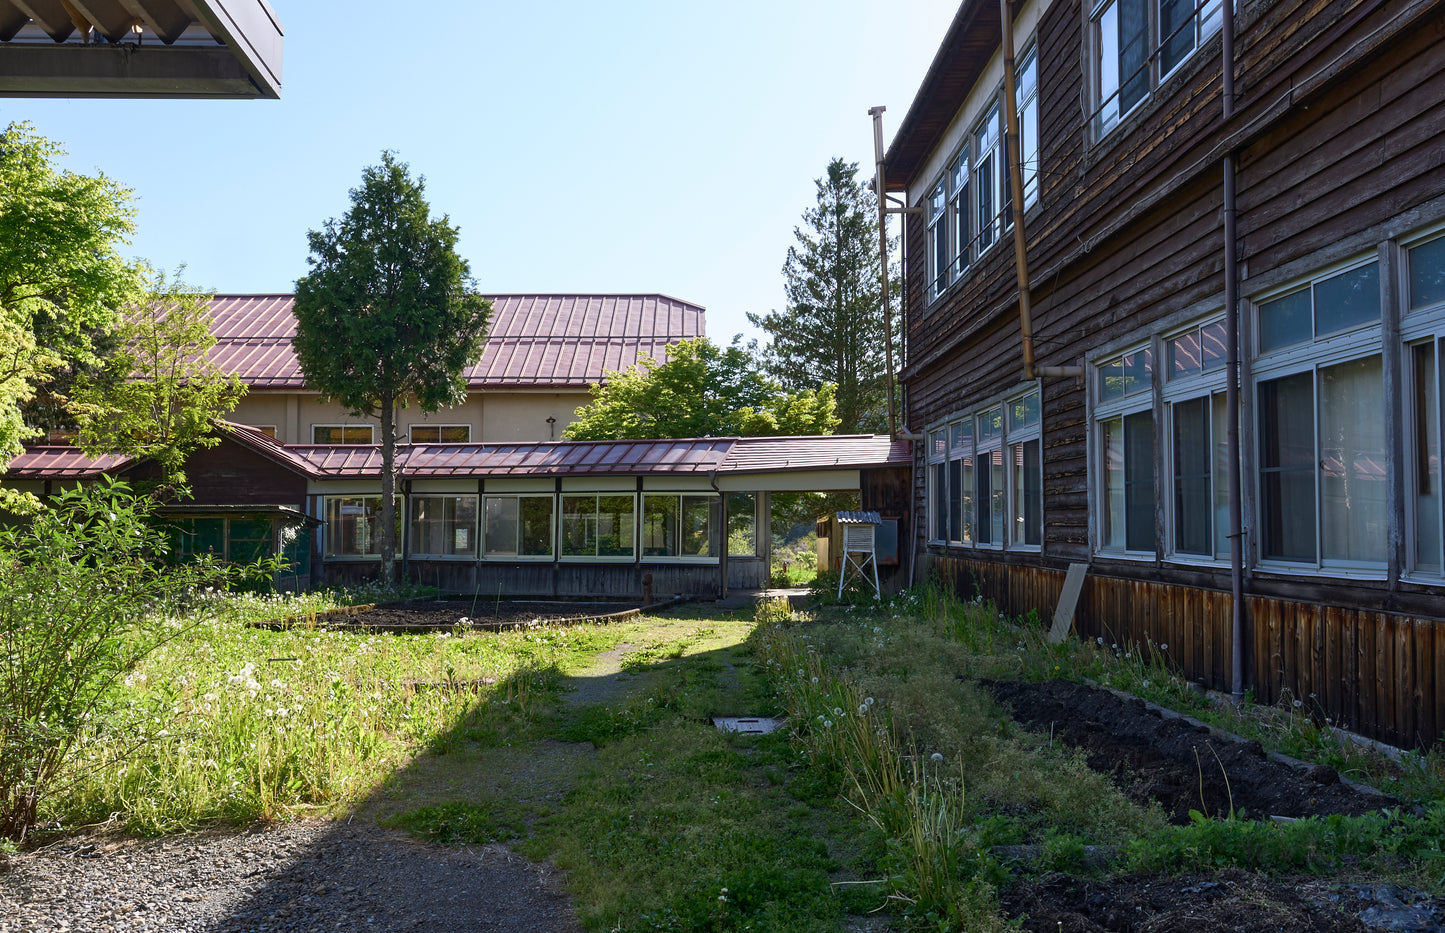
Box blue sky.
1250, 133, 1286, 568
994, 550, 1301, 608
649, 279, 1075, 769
2, 1, 957, 344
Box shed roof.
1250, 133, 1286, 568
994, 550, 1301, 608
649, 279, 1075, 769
206, 293, 706, 389
4, 431, 910, 484
0, 0, 282, 98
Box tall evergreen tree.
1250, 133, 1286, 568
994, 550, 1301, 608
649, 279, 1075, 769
293, 153, 491, 584
748, 157, 895, 434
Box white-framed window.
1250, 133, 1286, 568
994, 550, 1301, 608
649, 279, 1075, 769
1017, 45, 1040, 208
948, 153, 970, 279
1162, 318, 1230, 560
1403, 231, 1445, 580
642, 494, 717, 560
928, 428, 948, 543
975, 406, 1006, 546
975, 103, 1004, 252
1008, 392, 1043, 548
483, 494, 555, 559
410, 494, 478, 557
560, 493, 635, 559
322, 496, 400, 558
410, 424, 471, 443
927, 389, 1042, 549
1253, 258, 1385, 571
927, 180, 949, 301
1095, 345, 1156, 554
1093, 0, 1222, 136
312, 424, 374, 445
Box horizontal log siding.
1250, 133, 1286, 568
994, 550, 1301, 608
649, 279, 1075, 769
926, 555, 1445, 747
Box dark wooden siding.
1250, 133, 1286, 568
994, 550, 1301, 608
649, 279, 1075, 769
928, 555, 1445, 748
124, 436, 308, 508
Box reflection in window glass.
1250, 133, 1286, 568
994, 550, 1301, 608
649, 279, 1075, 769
1319, 356, 1387, 563
324, 497, 399, 557
728, 493, 756, 557
411, 495, 478, 556
484, 496, 553, 558
1409, 237, 1445, 310
1259, 289, 1313, 353
1314, 263, 1380, 338
1259, 372, 1317, 562
643, 495, 714, 558
561, 495, 634, 558
1414, 343, 1442, 572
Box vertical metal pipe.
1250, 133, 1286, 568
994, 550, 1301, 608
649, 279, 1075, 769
1222, 0, 1245, 701
869, 106, 900, 438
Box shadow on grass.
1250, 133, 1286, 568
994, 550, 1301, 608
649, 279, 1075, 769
204, 610, 872, 932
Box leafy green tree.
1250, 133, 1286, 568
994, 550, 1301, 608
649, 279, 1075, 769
294, 152, 491, 583
0, 122, 144, 467
563, 336, 838, 441
70, 267, 245, 486
748, 157, 895, 434
0, 478, 235, 841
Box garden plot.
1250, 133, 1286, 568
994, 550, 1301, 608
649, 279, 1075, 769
985, 678, 1395, 823
337, 599, 645, 632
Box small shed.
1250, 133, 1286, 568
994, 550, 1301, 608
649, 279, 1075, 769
835, 511, 882, 599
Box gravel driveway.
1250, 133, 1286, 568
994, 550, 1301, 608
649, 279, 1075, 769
1, 820, 581, 933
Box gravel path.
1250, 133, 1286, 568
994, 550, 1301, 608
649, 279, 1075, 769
0, 820, 581, 933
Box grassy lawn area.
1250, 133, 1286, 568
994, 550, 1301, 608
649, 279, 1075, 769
35, 585, 1445, 932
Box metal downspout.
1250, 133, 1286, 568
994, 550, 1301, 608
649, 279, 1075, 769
870, 106, 901, 438
999, 0, 1082, 381
1222, 0, 1245, 702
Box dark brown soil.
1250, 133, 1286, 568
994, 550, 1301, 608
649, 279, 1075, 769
1001, 870, 1377, 932
983, 680, 1445, 932
343, 599, 643, 632
984, 678, 1395, 823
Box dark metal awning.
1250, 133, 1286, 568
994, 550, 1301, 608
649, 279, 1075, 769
0, 0, 282, 99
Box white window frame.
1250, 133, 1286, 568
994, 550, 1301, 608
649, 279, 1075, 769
482, 493, 556, 560
975, 102, 1004, 254
975, 406, 1006, 548
1006, 390, 1043, 550
1161, 316, 1231, 564
1093, 344, 1156, 557
1092, 0, 1223, 137
409, 494, 479, 558
558, 493, 637, 561
927, 428, 948, 544
312, 424, 375, 445
927, 181, 949, 301
641, 493, 719, 562
948, 153, 970, 280
1401, 228, 1445, 583
1252, 257, 1386, 576
1016, 44, 1040, 208
322, 495, 401, 559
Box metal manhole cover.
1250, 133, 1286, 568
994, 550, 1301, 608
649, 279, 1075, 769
710, 716, 785, 734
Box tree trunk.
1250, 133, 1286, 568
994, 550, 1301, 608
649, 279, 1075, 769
379, 392, 397, 586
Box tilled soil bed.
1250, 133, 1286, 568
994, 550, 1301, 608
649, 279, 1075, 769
984, 678, 1395, 823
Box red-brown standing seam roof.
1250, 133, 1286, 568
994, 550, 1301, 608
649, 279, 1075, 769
206, 293, 705, 390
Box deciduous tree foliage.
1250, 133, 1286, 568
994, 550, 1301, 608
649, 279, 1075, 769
294, 152, 491, 583
0, 122, 144, 467
748, 157, 896, 434
70, 268, 246, 487
563, 337, 838, 441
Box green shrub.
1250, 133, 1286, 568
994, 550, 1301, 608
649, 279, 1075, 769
0, 478, 235, 841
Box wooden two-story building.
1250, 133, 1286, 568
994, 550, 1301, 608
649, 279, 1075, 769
888, 0, 1445, 746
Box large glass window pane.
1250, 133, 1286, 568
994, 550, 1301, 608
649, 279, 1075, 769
1103, 417, 1126, 549
681, 496, 713, 557
728, 493, 756, 557
324, 497, 398, 557
1118, 0, 1150, 114
947, 457, 962, 542
1319, 355, 1386, 563
485, 497, 519, 556
560, 495, 596, 557
977, 447, 1004, 545
976, 107, 999, 250
1015, 438, 1043, 545
412, 495, 477, 557
1259, 372, 1317, 562
1018, 47, 1039, 206
1169, 330, 1202, 380
1124, 410, 1155, 551
932, 461, 947, 541
597, 495, 635, 557
929, 182, 947, 296
1414, 343, 1442, 572
1173, 397, 1212, 555
643, 495, 678, 556
1314, 262, 1380, 337
1211, 393, 1231, 560
1097, 0, 1122, 131
520, 497, 554, 557
1159, 0, 1196, 75
1259, 289, 1313, 352
1409, 237, 1445, 310
950, 155, 970, 274
1201, 319, 1227, 372
960, 454, 975, 545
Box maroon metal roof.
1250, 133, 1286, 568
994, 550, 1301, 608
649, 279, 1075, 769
3, 447, 133, 478
205, 293, 706, 390
718, 435, 913, 473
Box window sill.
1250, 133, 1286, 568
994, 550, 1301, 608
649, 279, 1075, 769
1399, 572, 1445, 587
410, 554, 478, 560
1253, 562, 1388, 583
481, 555, 554, 562
1094, 549, 1155, 561
642, 556, 719, 564
559, 555, 637, 563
